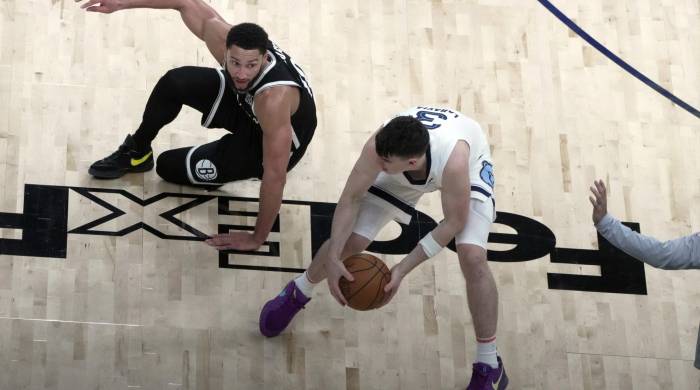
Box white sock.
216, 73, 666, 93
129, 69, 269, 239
293, 271, 317, 297
476, 339, 498, 369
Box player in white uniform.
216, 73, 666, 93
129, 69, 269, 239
358, 106, 495, 241
260, 106, 508, 390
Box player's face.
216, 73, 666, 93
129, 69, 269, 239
379, 155, 416, 174
226, 45, 266, 91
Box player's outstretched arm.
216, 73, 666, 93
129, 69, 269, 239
590, 180, 700, 270
78, 0, 181, 14
78, 0, 230, 63
205, 87, 295, 252
327, 143, 381, 258
323, 137, 383, 305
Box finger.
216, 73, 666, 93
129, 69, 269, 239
338, 264, 354, 282
589, 188, 598, 201
337, 287, 348, 306
208, 235, 239, 246
330, 280, 348, 306
335, 291, 348, 306
327, 280, 340, 304
88, 4, 113, 12
330, 286, 346, 306
379, 292, 390, 306
204, 237, 220, 246
594, 181, 606, 204
381, 287, 394, 306
205, 239, 235, 249
589, 196, 597, 208
595, 180, 605, 195
384, 281, 394, 293
205, 237, 221, 246
381, 288, 396, 306
80, 0, 100, 9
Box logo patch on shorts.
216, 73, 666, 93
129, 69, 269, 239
195, 159, 218, 181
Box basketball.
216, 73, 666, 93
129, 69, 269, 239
339, 253, 391, 311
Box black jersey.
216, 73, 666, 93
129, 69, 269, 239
224, 40, 316, 159
231, 40, 313, 117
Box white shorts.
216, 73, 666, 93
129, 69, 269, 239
353, 194, 496, 250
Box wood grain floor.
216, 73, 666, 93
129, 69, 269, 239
0, 0, 698, 389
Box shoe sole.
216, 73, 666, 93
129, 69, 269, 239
89, 162, 154, 179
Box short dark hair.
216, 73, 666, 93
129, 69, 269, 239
226, 23, 268, 54
375, 116, 429, 158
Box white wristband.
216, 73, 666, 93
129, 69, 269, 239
419, 232, 444, 258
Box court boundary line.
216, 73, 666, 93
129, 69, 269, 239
0, 316, 142, 327
538, 0, 700, 119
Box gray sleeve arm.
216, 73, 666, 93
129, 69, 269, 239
594, 214, 700, 270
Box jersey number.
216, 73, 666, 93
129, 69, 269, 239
415, 110, 447, 129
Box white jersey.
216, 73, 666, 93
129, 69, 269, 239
366, 106, 495, 224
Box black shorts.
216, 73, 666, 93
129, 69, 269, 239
155, 66, 317, 187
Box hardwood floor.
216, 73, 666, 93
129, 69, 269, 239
0, 0, 698, 388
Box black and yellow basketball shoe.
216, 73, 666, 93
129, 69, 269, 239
88, 134, 154, 179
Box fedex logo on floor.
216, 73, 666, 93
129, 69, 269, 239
0, 184, 646, 295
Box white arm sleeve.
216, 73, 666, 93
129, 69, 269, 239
595, 214, 700, 270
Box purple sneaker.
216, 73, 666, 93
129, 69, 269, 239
466, 356, 508, 390
259, 280, 311, 337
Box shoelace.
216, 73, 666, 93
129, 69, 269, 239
288, 291, 308, 310
103, 142, 132, 161
268, 288, 307, 312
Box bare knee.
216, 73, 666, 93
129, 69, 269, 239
457, 244, 488, 276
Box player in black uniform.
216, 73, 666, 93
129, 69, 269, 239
80, 0, 316, 251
